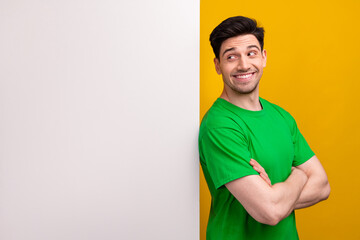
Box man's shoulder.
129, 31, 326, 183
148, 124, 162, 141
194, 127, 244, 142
261, 98, 297, 130
261, 98, 293, 119
201, 99, 240, 129
199, 99, 243, 140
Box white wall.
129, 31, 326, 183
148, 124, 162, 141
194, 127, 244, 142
0, 1, 199, 239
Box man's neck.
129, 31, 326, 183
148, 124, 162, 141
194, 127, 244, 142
220, 88, 262, 111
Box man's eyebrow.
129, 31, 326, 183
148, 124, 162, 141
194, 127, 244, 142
222, 47, 235, 57
221, 45, 261, 57
247, 45, 261, 51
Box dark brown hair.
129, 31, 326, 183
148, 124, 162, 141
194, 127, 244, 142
210, 16, 264, 59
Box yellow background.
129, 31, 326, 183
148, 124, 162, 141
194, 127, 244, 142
200, 0, 360, 239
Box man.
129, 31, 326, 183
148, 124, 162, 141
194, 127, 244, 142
199, 16, 330, 240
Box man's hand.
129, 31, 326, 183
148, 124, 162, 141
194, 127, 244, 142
250, 156, 330, 209
250, 159, 271, 186
225, 163, 307, 225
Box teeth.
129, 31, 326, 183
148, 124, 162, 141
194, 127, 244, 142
236, 73, 252, 79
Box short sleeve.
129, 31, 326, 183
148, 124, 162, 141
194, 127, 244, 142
287, 115, 315, 166
201, 127, 258, 189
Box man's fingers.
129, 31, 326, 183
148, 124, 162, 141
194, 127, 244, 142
249, 158, 257, 166
250, 159, 261, 169
250, 159, 265, 172
260, 172, 272, 186
250, 158, 272, 186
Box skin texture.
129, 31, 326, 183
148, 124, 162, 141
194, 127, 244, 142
250, 159, 271, 186
214, 34, 266, 111
216, 34, 330, 225
250, 156, 330, 209
294, 156, 330, 208
226, 166, 308, 225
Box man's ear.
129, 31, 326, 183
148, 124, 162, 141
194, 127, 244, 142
262, 49, 267, 68
214, 58, 221, 74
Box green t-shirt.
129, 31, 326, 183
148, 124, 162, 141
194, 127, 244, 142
199, 98, 314, 240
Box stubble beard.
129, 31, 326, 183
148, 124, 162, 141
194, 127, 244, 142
226, 78, 260, 95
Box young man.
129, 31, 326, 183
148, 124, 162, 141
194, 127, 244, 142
199, 16, 330, 240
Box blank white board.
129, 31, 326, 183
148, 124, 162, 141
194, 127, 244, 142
0, 1, 199, 239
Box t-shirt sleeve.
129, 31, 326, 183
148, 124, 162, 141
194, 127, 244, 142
286, 114, 315, 166
201, 127, 258, 189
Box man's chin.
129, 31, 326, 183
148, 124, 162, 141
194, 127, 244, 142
231, 85, 259, 95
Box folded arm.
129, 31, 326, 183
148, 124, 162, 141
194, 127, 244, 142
294, 155, 330, 209
253, 156, 330, 209
225, 166, 308, 226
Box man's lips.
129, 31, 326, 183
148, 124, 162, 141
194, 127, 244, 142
232, 72, 255, 80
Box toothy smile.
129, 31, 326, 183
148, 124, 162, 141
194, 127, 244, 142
233, 72, 255, 79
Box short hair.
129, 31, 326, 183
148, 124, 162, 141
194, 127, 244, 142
210, 16, 265, 59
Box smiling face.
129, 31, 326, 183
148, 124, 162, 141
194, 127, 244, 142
214, 34, 267, 96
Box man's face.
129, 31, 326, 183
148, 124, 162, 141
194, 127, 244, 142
214, 34, 267, 95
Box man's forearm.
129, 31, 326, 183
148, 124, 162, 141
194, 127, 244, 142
252, 156, 330, 210
269, 167, 308, 221
294, 156, 330, 209
294, 170, 330, 209
226, 166, 308, 226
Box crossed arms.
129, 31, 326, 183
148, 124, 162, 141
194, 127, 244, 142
225, 155, 330, 226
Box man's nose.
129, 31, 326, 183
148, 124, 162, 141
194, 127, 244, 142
237, 57, 250, 71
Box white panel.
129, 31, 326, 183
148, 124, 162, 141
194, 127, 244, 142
0, 1, 199, 239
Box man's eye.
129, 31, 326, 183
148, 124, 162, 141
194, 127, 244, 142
227, 55, 235, 60
248, 52, 256, 56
